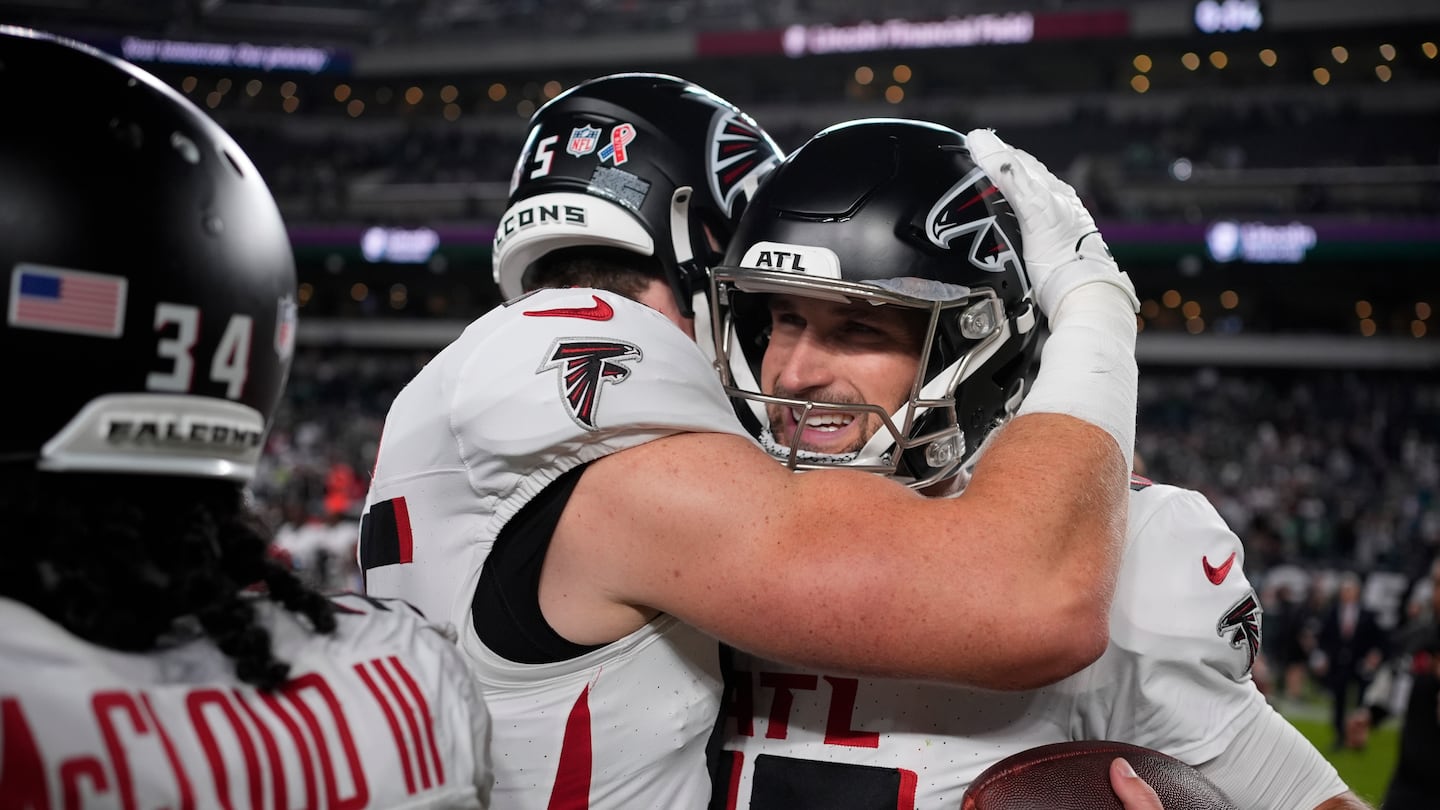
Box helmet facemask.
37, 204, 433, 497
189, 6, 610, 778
712, 268, 1019, 490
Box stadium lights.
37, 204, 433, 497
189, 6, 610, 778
440, 85, 458, 103
885, 85, 905, 103
181, 76, 197, 93
544, 81, 563, 98
347, 100, 364, 118
855, 66, 874, 84
1133, 54, 1152, 73
488, 83, 507, 101
1141, 300, 1160, 318
517, 99, 535, 117
1259, 48, 1277, 67
1313, 67, 1331, 85
245, 79, 262, 97
1414, 321, 1428, 338
205, 91, 221, 109
893, 64, 912, 82
1331, 46, 1348, 64
1423, 42, 1437, 59
1221, 291, 1239, 309
444, 103, 461, 121
280, 81, 297, 98
1376, 65, 1392, 82
405, 86, 423, 104
282, 96, 299, 113
334, 83, 351, 102
297, 283, 313, 306
1380, 43, 1396, 61
1360, 318, 1376, 337
1355, 300, 1372, 319
1186, 317, 1205, 334
1163, 290, 1182, 308
1209, 51, 1228, 69
1418, 302, 1432, 320
1182, 52, 1201, 70
216, 78, 232, 94
1131, 75, 1150, 93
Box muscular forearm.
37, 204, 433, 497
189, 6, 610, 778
961, 413, 1127, 686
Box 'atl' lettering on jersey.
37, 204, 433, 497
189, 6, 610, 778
723, 669, 878, 748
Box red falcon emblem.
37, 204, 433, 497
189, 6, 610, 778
539, 339, 642, 429
1216, 591, 1263, 676
708, 110, 782, 217
924, 167, 1026, 291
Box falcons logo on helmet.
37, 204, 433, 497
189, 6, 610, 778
538, 339, 643, 430
709, 110, 781, 217
924, 167, 1026, 286
1217, 591, 1263, 676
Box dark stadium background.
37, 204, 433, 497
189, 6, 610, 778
5, 0, 1436, 799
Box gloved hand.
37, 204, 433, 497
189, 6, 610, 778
966, 129, 1139, 317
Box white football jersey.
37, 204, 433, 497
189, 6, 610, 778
362, 288, 751, 809
0, 592, 489, 809
719, 477, 1274, 809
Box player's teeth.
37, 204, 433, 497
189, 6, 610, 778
791, 408, 854, 429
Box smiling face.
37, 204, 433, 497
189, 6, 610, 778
759, 293, 928, 456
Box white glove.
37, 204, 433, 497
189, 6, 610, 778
965, 129, 1139, 317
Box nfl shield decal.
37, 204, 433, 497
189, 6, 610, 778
538, 338, 642, 430
567, 124, 602, 157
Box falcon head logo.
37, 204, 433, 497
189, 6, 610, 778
1217, 591, 1263, 676
708, 110, 782, 218
923, 167, 1026, 290
538, 339, 643, 430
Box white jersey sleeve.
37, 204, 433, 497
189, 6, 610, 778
362, 288, 750, 810
0, 594, 489, 809
1073, 479, 1268, 765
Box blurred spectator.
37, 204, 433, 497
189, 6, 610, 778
1315, 572, 1390, 749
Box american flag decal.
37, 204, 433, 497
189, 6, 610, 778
8, 263, 128, 338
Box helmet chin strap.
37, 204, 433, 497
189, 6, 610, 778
668, 185, 708, 322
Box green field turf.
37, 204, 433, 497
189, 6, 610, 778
1279, 707, 1400, 807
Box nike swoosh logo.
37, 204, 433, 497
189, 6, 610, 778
523, 295, 614, 321
1203, 552, 1237, 586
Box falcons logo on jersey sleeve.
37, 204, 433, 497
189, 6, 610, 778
1217, 591, 1263, 676
538, 339, 643, 430
709, 111, 781, 217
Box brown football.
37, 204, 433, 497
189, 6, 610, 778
961, 741, 1239, 810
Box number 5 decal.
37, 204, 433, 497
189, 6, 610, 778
530, 134, 559, 180
146, 302, 252, 399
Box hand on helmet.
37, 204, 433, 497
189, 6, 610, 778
965, 129, 1139, 318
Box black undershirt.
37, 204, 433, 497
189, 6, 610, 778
473, 463, 604, 664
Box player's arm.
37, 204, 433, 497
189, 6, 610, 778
552, 420, 1123, 690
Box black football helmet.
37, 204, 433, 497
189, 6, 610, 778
0, 28, 297, 482
492, 73, 782, 321
712, 119, 1040, 489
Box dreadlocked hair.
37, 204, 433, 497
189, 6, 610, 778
524, 245, 664, 301
0, 469, 336, 691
